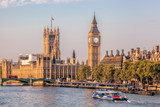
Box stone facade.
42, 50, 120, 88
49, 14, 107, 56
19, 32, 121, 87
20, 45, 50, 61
2, 24, 80, 80
101, 50, 126, 69
88, 12, 101, 70
150, 45, 160, 62
101, 45, 160, 69
129, 47, 147, 62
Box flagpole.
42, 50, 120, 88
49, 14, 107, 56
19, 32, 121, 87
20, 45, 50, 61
51, 17, 52, 30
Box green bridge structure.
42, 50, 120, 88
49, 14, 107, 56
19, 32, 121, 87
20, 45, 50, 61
0, 78, 55, 86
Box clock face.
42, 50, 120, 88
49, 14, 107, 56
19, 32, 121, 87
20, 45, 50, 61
88, 38, 90, 43
94, 37, 99, 43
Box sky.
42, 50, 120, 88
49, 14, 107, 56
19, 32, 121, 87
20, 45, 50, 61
0, 0, 160, 63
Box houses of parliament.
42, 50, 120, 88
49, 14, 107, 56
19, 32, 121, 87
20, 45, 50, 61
1, 13, 100, 80
1, 12, 160, 80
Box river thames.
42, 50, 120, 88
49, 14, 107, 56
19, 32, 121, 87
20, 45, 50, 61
0, 86, 160, 107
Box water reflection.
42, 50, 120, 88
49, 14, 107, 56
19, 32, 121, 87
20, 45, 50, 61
0, 86, 160, 107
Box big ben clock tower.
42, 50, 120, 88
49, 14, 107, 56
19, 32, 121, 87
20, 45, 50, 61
88, 12, 101, 71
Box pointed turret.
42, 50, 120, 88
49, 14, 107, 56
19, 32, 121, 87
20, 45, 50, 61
89, 12, 99, 34
57, 26, 59, 34
43, 27, 46, 37
92, 11, 97, 25
44, 27, 46, 33
72, 50, 76, 64
47, 26, 49, 34
49, 27, 53, 34
72, 50, 76, 58
54, 27, 56, 34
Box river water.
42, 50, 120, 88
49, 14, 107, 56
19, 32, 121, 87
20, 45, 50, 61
0, 86, 160, 107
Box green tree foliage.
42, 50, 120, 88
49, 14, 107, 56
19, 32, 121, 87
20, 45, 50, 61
120, 60, 133, 81
83, 65, 91, 78
80, 59, 160, 86
78, 65, 91, 80
152, 63, 160, 84
78, 66, 85, 80
92, 64, 104, 82
103, 64, 115, 81
136, 60, 148, 86
0, 66, 2, 78
114, 69, 121, 81
120, 60, 160, 87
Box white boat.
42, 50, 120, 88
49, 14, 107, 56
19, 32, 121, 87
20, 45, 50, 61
92, 90, 128, 101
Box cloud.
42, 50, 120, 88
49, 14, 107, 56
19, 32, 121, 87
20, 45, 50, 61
31, 0, 47, 4
53, 0, 80, 3
0, 0, 80, 8
0, 0, 8, 8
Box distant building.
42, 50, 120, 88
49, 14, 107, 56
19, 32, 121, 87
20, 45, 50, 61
150, 45, 160, 62
129, 47, 148, 62
100, 45, 160, 69
101, 49, 126, 69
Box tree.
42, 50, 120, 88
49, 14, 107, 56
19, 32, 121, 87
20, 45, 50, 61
145, 62, 153, 85
103, 64, 115, 82
83, 65, 91, 79
92, 64, 104, 82
114, 69, 121, 82
78, 65, 91, 80
120, 60, 133, 81
136, 60, 149, 87
78, 66, 85, 80
152, 62, 160, 85
0, 66, 1, 78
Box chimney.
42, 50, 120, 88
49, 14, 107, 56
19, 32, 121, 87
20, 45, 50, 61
81, 60, 84, 65
67, 57, 70, 64
147, 51, 151, 59
121, 49, 125, 56
136, 47, 140, 55
115, 50, 120, 56
128, 51, 130, 57
86, 60, 88, 65
131, 48, 134, 55
105, 50, 109, 57
110, 50, 114, 57
155, 45, 159, 53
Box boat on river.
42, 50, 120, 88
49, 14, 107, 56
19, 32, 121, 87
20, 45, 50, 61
92, 90, 128, 101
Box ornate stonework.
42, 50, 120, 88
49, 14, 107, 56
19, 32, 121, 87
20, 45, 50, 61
88, 12, 101, 70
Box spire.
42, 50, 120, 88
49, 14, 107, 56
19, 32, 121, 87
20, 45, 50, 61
54, 27, 56, 33
57, 26, 59, 34
89, 11, 99, 34
72, 50, 76, 58
43, 27, 46, 33
47, 26, 49, 33
92, 11, 97, 25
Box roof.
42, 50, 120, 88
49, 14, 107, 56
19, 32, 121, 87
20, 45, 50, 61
89, 27, 100, 33
101, 56, 123, 65
92, 12, 97, 24
89, 12, 99, 34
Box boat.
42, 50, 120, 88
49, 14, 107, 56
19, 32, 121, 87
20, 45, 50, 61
92, 90, 128, 101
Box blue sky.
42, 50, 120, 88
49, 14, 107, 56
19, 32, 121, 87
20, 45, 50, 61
0, 0, 160, 62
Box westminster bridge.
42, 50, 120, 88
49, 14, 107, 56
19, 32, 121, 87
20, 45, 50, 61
0, 78, 55, 86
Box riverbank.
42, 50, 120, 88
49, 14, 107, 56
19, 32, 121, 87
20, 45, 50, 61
45, 82, 159, 96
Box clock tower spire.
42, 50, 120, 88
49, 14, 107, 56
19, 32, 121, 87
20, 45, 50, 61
88, 12, 101, 71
